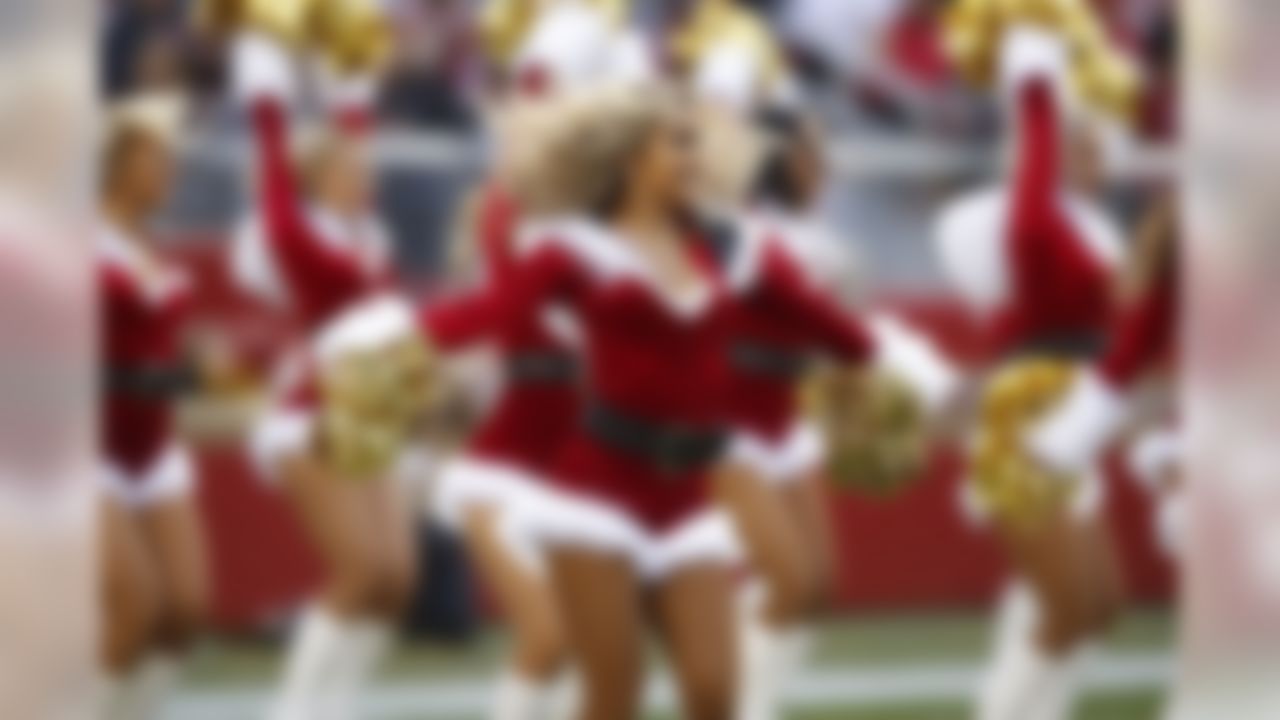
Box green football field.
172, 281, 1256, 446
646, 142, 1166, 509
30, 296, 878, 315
175, 609, 1173, 719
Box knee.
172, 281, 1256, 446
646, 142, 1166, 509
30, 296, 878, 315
679, 658, 735, 720
764, 561, 821, 624
371, 557, 418, 620
104, 587, 162, 671
513, 621, 569, 679
156, 589, 211, 651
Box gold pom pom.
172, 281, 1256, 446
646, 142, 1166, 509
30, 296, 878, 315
805, 365, 930, 497
309, 0, 394, 75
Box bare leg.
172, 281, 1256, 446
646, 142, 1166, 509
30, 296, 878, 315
548, 548, 644, 720
464, 504, 570, 720
653, 565, 738, 720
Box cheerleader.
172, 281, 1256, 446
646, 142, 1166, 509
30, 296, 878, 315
227, 24, 428, 720
1028, 196, 1181, 557
98, 94, 211, 719
485, 83, 749, 720
704, 106, 957, 720
425, 4, 653, 718
933, 8, 1139, 719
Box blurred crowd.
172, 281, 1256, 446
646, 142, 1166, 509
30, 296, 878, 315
101, 0, 1177, 139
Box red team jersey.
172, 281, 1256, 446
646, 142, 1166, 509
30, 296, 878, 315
100, 227, 192, 473
492, 219, 737, 530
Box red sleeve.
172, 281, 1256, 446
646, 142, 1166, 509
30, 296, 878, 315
250, 99, 377, 320
477, 185, 520, 281
1006, 80, 1110, 326
500, 239, 585, 323
419, 284, 505, 350
1099, 253, 1177, 388
761, 245, 875, 362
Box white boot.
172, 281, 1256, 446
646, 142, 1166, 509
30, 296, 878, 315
735, 583, 812, 720
976, 582, 1086, 720
326, 620, 394, 720
269, 607, 369, 720
492, 669, 575, 720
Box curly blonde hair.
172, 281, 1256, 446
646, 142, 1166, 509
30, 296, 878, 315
496, 82, 680, 217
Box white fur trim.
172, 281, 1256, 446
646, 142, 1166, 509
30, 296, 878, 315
230, 214, 289, 307
1025, 368, 1128, 475
98, 221, 190, 304
932, 189, 1121, 318
999, 25, 1072, 110
312, 294, 420, 364
534, 491, 743, 582
1127, 427, 1181, 494
933, 187, 1011, 314
517, 217, 716, 320
869, 314, 959, 417
727, 421, 825, 487
232, 32, 297, 106
100, 445, 194, 509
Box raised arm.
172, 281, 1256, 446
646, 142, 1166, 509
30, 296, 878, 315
1003, 27, 1110, 323
234, 33, 380, 320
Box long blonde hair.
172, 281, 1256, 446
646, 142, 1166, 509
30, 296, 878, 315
496, 82, 679, 217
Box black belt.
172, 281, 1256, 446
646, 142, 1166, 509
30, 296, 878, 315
105, 361, 198, 398
505, 351, 577, 384
729, 342, 812, 379
1009, 332, 1104, 361
585, 402, 726, 475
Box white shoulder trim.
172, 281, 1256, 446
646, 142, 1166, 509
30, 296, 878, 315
515, 216, 641, 281
932, 187, 1010, 314
869, 313, 960, 417
1065, 196, 1125, 270
229, 213, 289, 307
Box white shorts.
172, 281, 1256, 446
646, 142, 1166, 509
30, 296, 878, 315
433, 456, 567, 574
726, 421, 825, 488
534, 491, 744, 583
100, 445, 194, 509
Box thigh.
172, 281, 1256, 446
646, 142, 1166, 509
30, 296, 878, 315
548, 547, 644, 720
715, 463, 811, 616
136, 495, 209, 616
363, 474, 419, 584
281, 455, 380, 581
652, 565, 737, 720
780, 470, 837, 598
100, 499, 159, 669
996, 512, 1093, 652
463, 505, 560, 641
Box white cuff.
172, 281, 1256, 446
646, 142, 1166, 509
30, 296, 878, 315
1127, 428, 1181, 494
1025, 368, 1127, 475
999, 25, 1071, 107
869, 314, 959, 417
232, 32, 297, 106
